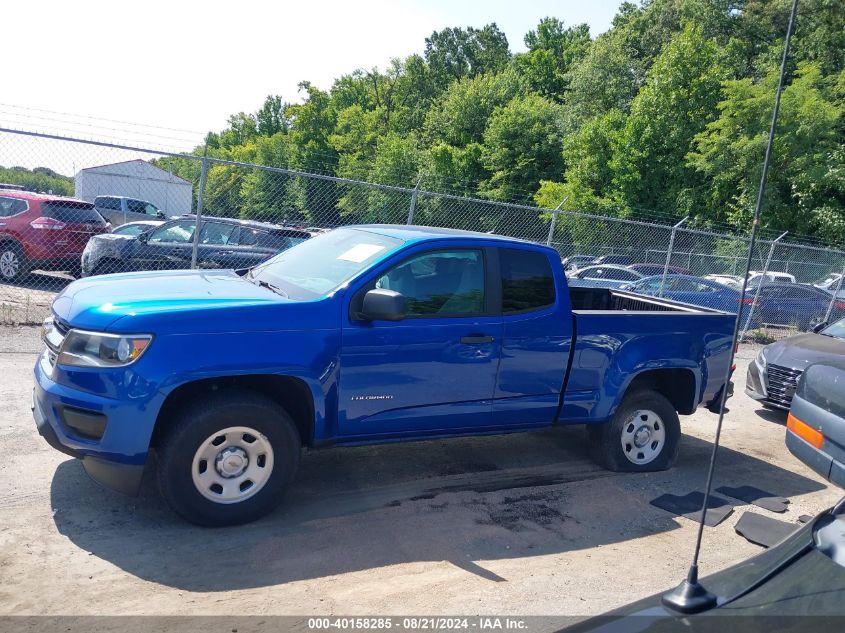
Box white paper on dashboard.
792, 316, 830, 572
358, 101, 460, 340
337, 244, 386, 263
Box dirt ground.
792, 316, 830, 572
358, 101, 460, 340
0, 326, 841, 618
0, 273, 70, 325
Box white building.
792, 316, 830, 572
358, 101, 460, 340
74, 159, 193, 214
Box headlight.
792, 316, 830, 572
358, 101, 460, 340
755, 348, 768, 371
57, 330, 152, 368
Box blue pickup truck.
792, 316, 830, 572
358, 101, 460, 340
33, 225, 735, 525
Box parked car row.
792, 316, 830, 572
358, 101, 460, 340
0, 188, 314, 282
81, 217, 312, 276
620, 275, 845, 330
562, 250, 842, 332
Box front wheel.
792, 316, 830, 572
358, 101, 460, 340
589, 389, 680, 472
157, 390, 301, 526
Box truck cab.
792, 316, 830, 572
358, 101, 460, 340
33, 225, 734, 525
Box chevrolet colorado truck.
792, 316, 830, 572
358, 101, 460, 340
33, 225, 735, 525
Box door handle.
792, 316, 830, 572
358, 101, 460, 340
460, 335, 495, 345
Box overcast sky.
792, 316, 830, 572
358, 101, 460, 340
1, 0, 621, 173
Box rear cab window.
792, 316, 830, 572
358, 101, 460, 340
500, 248, 555, 314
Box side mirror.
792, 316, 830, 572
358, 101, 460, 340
156, 210, 165, 219
136, 231, 150, 243
811, 320, 828, 334
361, 289, 406, 322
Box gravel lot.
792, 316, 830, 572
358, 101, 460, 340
0, 326, 841, 618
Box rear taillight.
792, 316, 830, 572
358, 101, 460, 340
740, 297, 754, 305
30, 217, 66, 230
835, 301, 845, 310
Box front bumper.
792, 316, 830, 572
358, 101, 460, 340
32, 353, 147, 495
745, 358, 791, 410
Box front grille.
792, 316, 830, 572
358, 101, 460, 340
765, 364, 803, 408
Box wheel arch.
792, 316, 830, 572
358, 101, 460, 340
617, 367, 700, 416
0, 235, 24, 253
151, 374, 318, 449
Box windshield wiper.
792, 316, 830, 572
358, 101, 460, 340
252, 277, 288, 298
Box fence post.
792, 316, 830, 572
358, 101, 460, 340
190, 154, 209, 269
740, 230, 788, 339
406, 176, 422, 225
546, 198, 568, 246
823, 262, 845, 325
659, 216, 688, 297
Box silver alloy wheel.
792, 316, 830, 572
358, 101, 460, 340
0, 249, 20, 280
191, 426, 275, 504
620, 409, 666, 465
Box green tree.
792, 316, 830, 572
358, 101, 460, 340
689, 63, 845, 239
286, 82, 340, 224
610, 25, 729, 218
0, 166, 73, 196
480, 94, 565, 202
256, 95, 288, 137
513, 18, 591, 101
423, 70, 521, 147
424, 24, 511, 87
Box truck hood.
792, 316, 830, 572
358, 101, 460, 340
52, 269, 291, 331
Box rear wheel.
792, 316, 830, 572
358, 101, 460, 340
157, 389, 301, 526
0, 243, 28, 282
589, 389, 680, 472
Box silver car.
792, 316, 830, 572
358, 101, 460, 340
93, 195, 173, 226
746, 317, 845, 410
567, 264, 644, 289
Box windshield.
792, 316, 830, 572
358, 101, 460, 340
249, 227, 403, 301
821, 318, 845, 340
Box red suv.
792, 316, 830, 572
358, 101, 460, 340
0, 189, 110, 281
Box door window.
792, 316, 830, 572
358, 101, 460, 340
606, 268, 641, 281
126, 199, 157, 215
376, 249, 485, 316
500, 249, 555, 313
0, 196, 28, 217
579, 267, 605, 279
148, 221, 195, 243
95, 197, 121, 210
199, 222, 236, 245
237, 228, 261, 246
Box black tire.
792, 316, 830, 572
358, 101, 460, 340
157, 389, 301, 526
0, 242, 29, 283
589, 389, 680, 472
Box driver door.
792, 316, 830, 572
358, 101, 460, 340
339, 248, 502, 439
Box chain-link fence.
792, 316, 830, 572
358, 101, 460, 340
1, 126, 844, 338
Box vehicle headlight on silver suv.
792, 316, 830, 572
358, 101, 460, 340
57, 330, 152, 368
755, 348, 768, 372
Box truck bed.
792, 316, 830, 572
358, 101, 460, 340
569, 286, 726, 314
561, 286, 736, 424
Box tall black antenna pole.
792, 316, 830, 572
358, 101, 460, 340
662, 0, 799, 613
